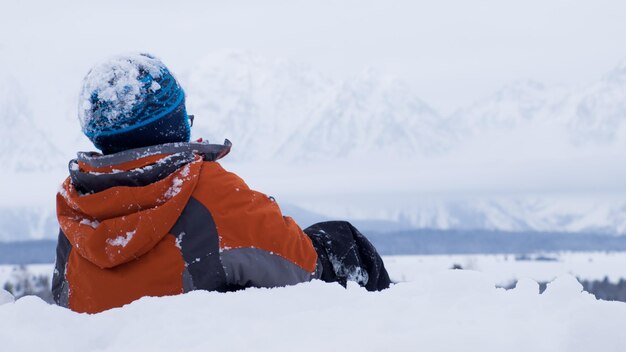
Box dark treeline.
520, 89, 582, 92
3, 265, 53, 303
367, 229, 626, 255
0, 240, 56, 264
3, 230, 626, 264
499, 277, 626, 303
580, 278, 626, 302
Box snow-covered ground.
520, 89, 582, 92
2, 256, 626, 351
0, 264, 53, 285
385, 252, 626, 285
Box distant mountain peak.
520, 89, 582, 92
450, 59, 626, 146
602, 58, 626, 84
185, 51, 448, 162
494, 80, 546, 98
0, 76, 63, 172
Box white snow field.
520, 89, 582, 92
0, 289, 12, 305
0, 264, 54, 286
384, 252, 626, 284
1, 271, 625, 351
2, 253, 626, 351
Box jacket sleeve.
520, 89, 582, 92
51, 229, 72, 307
193, 162, 319, 288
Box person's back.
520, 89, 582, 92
52, 53, 390, 313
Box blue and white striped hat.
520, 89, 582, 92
79, 53, 190, 154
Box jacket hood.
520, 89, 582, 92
56, 140, 231, 269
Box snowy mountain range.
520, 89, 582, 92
4, 52, 626, 167
2, 52, 626, 240
182, 51, 626, 162
292, 194, 626, 235
0, 76, 63, 172
184, 50, 451, 161
450, 60, 626, 146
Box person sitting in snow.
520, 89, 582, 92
52, 53, 390, 313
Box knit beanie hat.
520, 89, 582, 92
78, 53, 191, 154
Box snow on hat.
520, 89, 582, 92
79, 53, 190, 154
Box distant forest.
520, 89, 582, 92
367, 229, 626, 255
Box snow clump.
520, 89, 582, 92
79, 218, 100, 229
0, 289, 14, 305
106, 230, 136, 247
78, 53, 165, 132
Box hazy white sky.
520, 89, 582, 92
1, 0, 626, 115
2, 0, 626, 232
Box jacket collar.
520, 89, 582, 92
68, 139, 231, 195
76, 139, 232, 169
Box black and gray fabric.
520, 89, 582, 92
169, 197, 228, 292
220, 247, 315, 288
70, 151, 196, 194
77, 140, 231, 168
51, 230, 72, 307
304, 221, 391, 291
70, 141, 231, 194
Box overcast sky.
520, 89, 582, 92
2, 0, 626, 116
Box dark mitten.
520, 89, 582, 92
304, 221, 391, 291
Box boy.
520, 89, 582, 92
53, 53, 390, 313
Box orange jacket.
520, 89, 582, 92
53, 141, 318, 313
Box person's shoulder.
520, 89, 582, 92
199, 161, 238, 178
197, 161, 250, 192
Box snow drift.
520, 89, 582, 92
1, 271, 625, 351
0, 289, 13, 305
